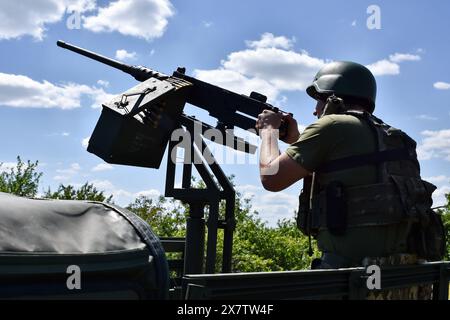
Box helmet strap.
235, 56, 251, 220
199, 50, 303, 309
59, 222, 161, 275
321, 95, 347, 118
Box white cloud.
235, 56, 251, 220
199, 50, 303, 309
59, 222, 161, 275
91, 179, 117, 191
0, 0, 65, 40
433, 185, 450, 208
366, 52, 421, 76
202, 21, 213, 28
1, 160, 47, 176
388, 53, 421, 63
92, 163, 114, 172
204, 135, 259, 166
115, 49, 137, 61
0, 72, 114, 109
366, 59, 400, 76
66, 179, 161, 207
45, 132, 71, 137
90, 179, 162, 205
91, 180, 133, 203
237, 184, 298, 226
82, 136, 90, 149
193, 33, 421, 101
194, 69, 280, 102
415, 114, 438, 121
417, 129, 450, 161
298, 124, 307, 133
194, 33, 326, 103
135, 189, 161, 198
245, 32, 296, 50
0, 0, 95, 40
222, 47, 324, 91
0, 0, 173, 41
433, 82, 450, 90
351, 20, 357, 27
96, 80, 109, 88
83, 0, 174, 41
90, 89, 116, 108
425, 175, 450, 184
0, 162, 17, 173
423, 176, 450, 208
66, 0, 97, 13
54, 162, 82, 181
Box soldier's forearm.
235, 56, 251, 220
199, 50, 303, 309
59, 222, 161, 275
259, 128, 280, 175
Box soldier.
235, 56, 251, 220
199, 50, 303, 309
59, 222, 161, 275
256, 61, 445, 299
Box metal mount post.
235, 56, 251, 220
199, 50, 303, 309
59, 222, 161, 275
165, 118, 236, 275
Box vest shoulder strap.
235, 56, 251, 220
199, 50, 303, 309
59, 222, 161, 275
316, 111, 418, 174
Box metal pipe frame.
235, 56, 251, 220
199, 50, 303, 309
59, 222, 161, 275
165, 118, 236, 276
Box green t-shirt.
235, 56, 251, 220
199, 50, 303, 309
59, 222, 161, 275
285, 114, 409, 265
285, 113, 377, 187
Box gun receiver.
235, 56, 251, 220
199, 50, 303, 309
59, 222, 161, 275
57, 40, 288, 168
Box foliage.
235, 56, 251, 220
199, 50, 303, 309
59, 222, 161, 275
125, 177, 318, 272
126, 195, 186, 237
437, 192, 450, 261
230, 197, 319, 272
44, 182, 113, 203
0, 156, 42, 197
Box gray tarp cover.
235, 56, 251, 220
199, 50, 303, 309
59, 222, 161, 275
0, 192, 148, 253
0, 192, 169, 295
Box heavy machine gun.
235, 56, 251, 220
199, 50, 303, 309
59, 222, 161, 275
57, 41, 289, 278
57, 40, 288, 168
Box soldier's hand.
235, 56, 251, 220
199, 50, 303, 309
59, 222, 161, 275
280, 113, 300, 144
255, 110, 282, 131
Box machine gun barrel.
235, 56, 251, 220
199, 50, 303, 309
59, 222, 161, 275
57, 40, 290, 135
57, 40, 168, 82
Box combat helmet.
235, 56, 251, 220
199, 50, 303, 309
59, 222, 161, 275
306, 61, 377, 113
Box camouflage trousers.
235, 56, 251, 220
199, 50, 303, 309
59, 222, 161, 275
362, 254, 433, 300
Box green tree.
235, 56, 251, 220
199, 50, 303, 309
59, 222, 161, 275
228, 195, 318, 272
44, 182, 113, 203
126, 177, 318, 272
126, 195, 186, 237
437, 192, 450, 261
0, 156, 42, 197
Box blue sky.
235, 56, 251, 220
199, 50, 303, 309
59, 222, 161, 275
0, 0, 449, 226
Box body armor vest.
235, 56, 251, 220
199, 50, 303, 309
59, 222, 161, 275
297, 110, 446, 261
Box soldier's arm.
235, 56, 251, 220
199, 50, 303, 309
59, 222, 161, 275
260, 146, 310, 192
257, 109, 315, 191
259, 128, 311, 192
